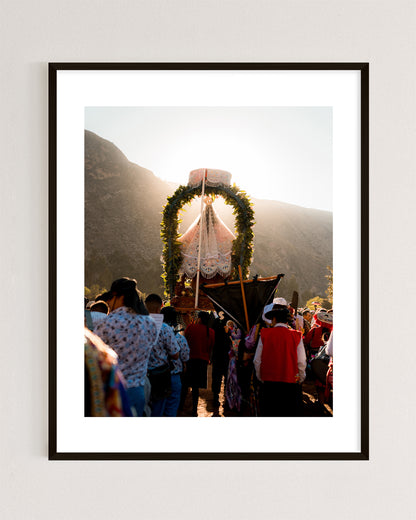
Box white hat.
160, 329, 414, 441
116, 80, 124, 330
273, 297, 288, 307
262, 298, 288, 324
262, 303, 273, 324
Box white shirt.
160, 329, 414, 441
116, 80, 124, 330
325, 331, 333, 357
253, 323, 307, 383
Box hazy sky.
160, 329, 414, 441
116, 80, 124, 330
85, 106, 332, 211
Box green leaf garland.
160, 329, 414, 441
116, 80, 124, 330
161, 183, 255, 297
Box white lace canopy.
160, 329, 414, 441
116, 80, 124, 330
178, 197, 235, 279
188, 168, 232, 188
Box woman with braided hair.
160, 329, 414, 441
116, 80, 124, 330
94, 277, 157, 417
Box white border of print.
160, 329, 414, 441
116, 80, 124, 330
55, 69, 360, 454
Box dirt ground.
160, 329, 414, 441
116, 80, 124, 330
178, 364, 333, 417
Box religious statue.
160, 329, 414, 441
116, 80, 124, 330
178, 169, 236, 286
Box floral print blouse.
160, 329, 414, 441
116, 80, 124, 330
148, 322, 180, 370
94, 306, 157, 388
170, 332, 190, 374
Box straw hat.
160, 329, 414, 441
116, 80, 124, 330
316, 309, 333, 325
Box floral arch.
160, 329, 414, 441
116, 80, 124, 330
161, 171, 255, 298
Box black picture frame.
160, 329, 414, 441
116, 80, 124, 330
49, 62, 369, 461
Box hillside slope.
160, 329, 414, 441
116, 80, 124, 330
85, 130, 332, 304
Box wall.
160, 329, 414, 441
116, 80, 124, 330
2, 1, 415, 518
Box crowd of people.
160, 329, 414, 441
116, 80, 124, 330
84, 276, 333, 417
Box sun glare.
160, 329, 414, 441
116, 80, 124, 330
85, 106, 332, 211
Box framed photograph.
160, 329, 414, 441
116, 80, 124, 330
49, 63, 369, 460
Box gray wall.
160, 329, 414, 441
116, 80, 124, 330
2, 1, 415, 518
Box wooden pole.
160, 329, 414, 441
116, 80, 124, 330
238, 265, 250, 332
195, 169, 207, 309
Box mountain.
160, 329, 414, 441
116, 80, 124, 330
85, 130, 332, 305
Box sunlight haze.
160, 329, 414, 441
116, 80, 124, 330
85, 106, 332, 211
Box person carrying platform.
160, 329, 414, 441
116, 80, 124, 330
253, 298, 307, 416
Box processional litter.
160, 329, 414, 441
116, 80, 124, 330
161, 168, 284, 332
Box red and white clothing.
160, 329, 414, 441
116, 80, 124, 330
254, 323, 307, 383
304, 325, 327, 351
